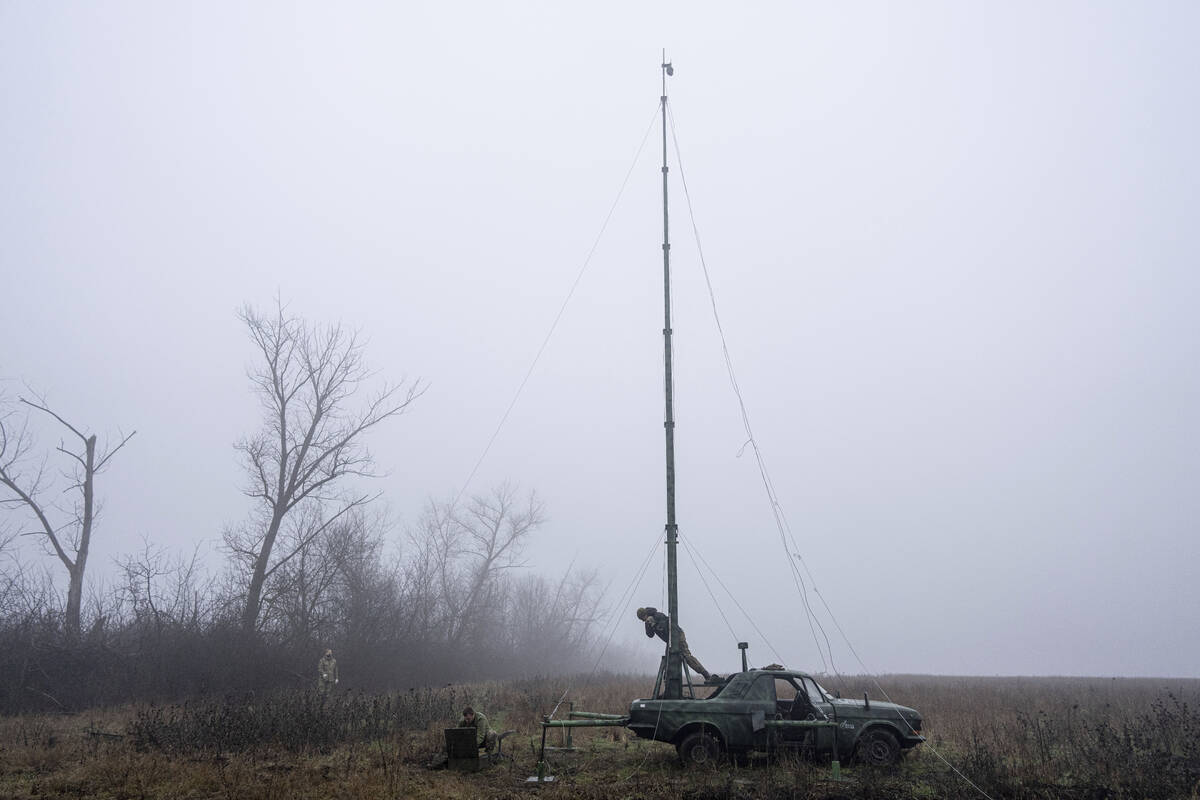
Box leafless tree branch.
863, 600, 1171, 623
232, 300, 422, 633
0, 395, 133, 636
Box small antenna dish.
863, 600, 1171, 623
665, 63, 674, 76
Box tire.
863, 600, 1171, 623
856, 729, 900, 766
677, 730, 722, 766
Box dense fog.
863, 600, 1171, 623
2, 1, 1198, 701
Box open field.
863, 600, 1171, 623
0, 673, 1197, 799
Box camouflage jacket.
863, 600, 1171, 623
458, 712, 491, 747
318, 655, 338, 683
642, 607, 670, 642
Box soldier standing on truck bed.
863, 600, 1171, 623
636, 606, 713, 680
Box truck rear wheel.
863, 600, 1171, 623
677, 730, 721, 766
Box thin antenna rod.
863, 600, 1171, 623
660, 52, 683, 701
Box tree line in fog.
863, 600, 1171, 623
0, 300, 611, 713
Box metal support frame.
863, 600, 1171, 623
532, 716, 631, 784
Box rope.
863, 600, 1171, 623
679, 535, 739, 645
666, 101, 834, 674
547, 529, 662, 721
450, 104, 661, 512
680, 535, 786, 666
665, 101, 996, 800
545, 532, 668, 782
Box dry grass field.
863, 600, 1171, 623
0, 673, 1197, 799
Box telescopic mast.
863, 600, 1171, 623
659, 55, 684, 701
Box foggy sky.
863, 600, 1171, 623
2, 2, 1198, 678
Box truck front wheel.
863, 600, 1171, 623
677, 731, 721, 766
856, 729, 900, 766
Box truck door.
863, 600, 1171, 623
740, 674, 778, 751
798, 676, 837, 756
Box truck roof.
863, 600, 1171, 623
724, 668, 814, 680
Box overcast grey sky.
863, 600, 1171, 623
2, 2, 1198, 678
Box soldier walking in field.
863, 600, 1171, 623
636, 606, 713, 680
317, 649, 339, 695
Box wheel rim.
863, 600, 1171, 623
682, 734, 717, 764
864, 736, 894, 764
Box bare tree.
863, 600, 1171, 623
428, 483, 544, 647
0, 526, 28, 620
118, 537, 216, 635
257, 505, 357, 644
0, 395, 134, 637
504, 567, 604, 668
227, 301, 422, 633
332, 515, 401, 656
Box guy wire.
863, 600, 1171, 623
450, 105, 660, 511
665, 101, 834, 674
665, 101, 996, 800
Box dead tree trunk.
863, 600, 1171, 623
0, 397, 134, 638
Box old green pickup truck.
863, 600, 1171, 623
626, 667, 924, 766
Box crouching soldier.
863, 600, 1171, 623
459, 706, 498, 753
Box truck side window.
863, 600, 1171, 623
743, 675, 775, 702
774, 678, 797, 716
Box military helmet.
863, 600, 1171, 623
636, 607, 648, 620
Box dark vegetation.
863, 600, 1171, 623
0, 501, 606, 714
126, 689, 461, 754
1, 674, 1197, 799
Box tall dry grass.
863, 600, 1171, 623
0, 673, 1197, 799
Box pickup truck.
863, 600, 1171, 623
626, 668, 924, 766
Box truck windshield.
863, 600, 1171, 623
802, 677, 829, 705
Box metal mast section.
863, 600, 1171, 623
659, 55, 684, 701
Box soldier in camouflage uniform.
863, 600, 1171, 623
458, 706, 498, 753
317, 649, 339, 695
636, 606, 713, 680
